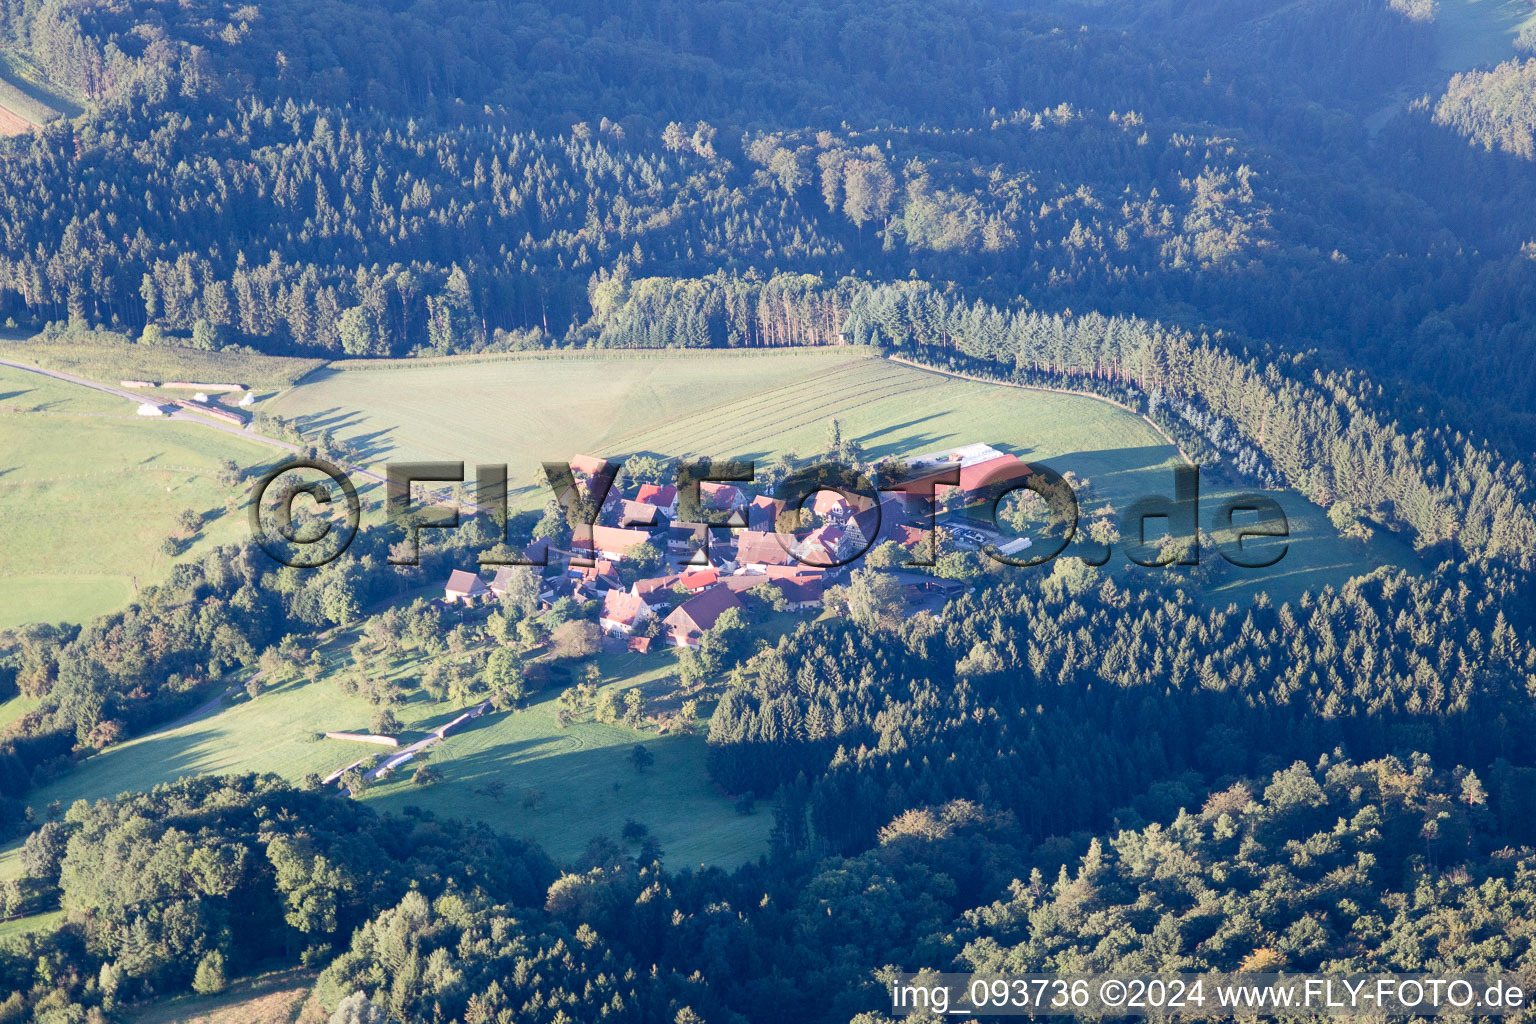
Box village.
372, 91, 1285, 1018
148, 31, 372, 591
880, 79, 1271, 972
438, 442, 1038, 650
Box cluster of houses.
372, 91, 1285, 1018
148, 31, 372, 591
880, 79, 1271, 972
442, 443, 1033, 651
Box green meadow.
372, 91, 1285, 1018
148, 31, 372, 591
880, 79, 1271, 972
0, 909, 63, 943
21, 633, 769, 868
0, 364, 281, 628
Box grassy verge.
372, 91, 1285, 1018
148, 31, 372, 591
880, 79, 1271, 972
0, 694, 39, 733
0, 336, 326, 391
0, 50, 80, 118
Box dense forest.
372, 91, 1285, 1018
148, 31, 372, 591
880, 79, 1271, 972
0, 0, 1533, 456
5, 0, 1536, 1021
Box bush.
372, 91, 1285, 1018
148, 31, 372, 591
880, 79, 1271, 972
192, 950, 228, 995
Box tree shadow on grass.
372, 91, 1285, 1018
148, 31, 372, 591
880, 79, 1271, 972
28, 725, 231, 813
286, 406, 399, 462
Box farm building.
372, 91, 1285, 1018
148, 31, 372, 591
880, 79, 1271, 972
883, 571, 968, 600
715, 571, 824, 610
899, 442, 1032, 496
444, 569, 489, 604
599, 590, 654, 635
663, 586, 745, 648
162, 381, 248, 392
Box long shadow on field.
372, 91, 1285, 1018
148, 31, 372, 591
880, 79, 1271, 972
341, 428, 396, 461
1038, 444, 1183, 491
0, 389, 32, 402
859, 431, 951, 461
38, 726, 230, 809
287, 407, 398, 461
291, 406, 365, 434
855, 414, 953, 449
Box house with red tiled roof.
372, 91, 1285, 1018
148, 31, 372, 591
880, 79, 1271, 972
599, 589, 654, 635
570, 453, 609, 477
678, 568, 720, 593
663, 586, 745, 648
569, 559, 623, 592
698, 481, 746, 510
774, 575, 824, 610
734, 529, 798, 568
635, 483, 678, 516
577, 525, 657, 561
444, 569, 489, 605
810, 489, 876, 524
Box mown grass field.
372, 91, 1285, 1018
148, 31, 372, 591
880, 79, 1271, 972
0, 364, 282, 628
268, 347, 1419, 605
23, 629, 770, 868
0, 50, 79, 119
